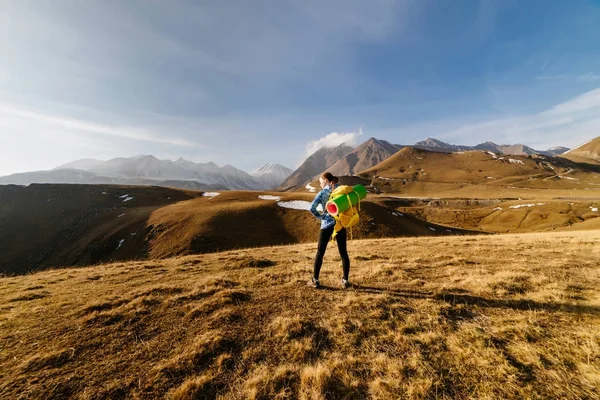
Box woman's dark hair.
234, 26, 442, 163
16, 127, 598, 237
321, 172, 338, 184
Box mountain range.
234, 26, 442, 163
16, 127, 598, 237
1, 137, 595, 191
414, 138, 569, 157
0, 156, 291, 190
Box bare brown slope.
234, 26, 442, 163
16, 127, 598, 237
145, 191, 469, 260
0, 185, 471, 275
279, 144, 354, 189
0, 184, 198, 275
561, 136, 600, 164
360, 147, 600, 193
1, 232, 599, 399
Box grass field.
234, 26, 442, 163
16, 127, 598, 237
1, 231, 599, 399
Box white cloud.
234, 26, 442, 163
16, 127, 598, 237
535, 73, 600, 82
306, 131, 363, 155
0, 104, 196, 147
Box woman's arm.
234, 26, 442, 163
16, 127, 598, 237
310, 190, 326, 220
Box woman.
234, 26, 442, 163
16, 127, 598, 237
308, 172, 351, 289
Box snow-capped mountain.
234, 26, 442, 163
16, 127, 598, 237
0, 155, 269, 190
250, 163, 293, 189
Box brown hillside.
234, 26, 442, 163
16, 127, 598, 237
0, 184, 199, 275
0, 184, 472, 275
390, 197, 600, 233
360, 147, 600, 195
561, 136, 600, 164
145, 191, 470, 260
279, 144, 354, 189
1, 232, 599, 399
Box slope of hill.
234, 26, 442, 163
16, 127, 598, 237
360, 147, 600, 195
325, 137, 401, 177
250, 163, 293, 189
562, 136, 600, 164
0, 156, 268, 191
0, 184, 470, 275
279, 144, 354, 189
1, 231, 599, 399
0, 184, 200, 275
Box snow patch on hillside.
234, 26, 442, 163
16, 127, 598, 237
277, 200, 312, 210
258, 195, 281, 201
509, 203, 545, 209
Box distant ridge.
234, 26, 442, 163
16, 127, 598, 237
413, 138, 570, 156
0, 155, 269, 190
250, 163, 293, 189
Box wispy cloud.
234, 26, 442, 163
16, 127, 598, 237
0, 105, 197, 147
402, 87, 600, 149
306, 131, 363, 156
536, 73, 600, 82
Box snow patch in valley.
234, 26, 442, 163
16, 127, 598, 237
258, 195, 281, 201
590, 207, 598, 212
277, 200, 312, 211
116, 239, 124, 249
493, 207, 502, 211
119, 194, 134, 202
509, 203, 545, 209
306, 184, 316, 193
202, 192, 221, 198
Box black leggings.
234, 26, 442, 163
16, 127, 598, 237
313, 226, 350, 281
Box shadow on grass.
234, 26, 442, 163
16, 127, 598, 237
317, 284, 600, 316
319, 284, 432, 300
435, 292, 600, 315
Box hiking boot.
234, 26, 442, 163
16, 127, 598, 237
308, 277, 320, 288
341, 278, 350, 289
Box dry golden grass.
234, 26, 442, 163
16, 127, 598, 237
1, 231, 599, 399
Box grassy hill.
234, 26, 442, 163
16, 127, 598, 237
1, 232, 599, 399
562, 136, 600, 164
0, 184, 470, 275
358, 147, 600, 198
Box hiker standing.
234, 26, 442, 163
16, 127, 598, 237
308, 172, 351, 289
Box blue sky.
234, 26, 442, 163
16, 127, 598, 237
1, 0, 599, 176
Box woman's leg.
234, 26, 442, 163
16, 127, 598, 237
313, 226, 334, 280
336, 228, 350, 281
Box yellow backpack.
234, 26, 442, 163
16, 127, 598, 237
329, 185, 361, 240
